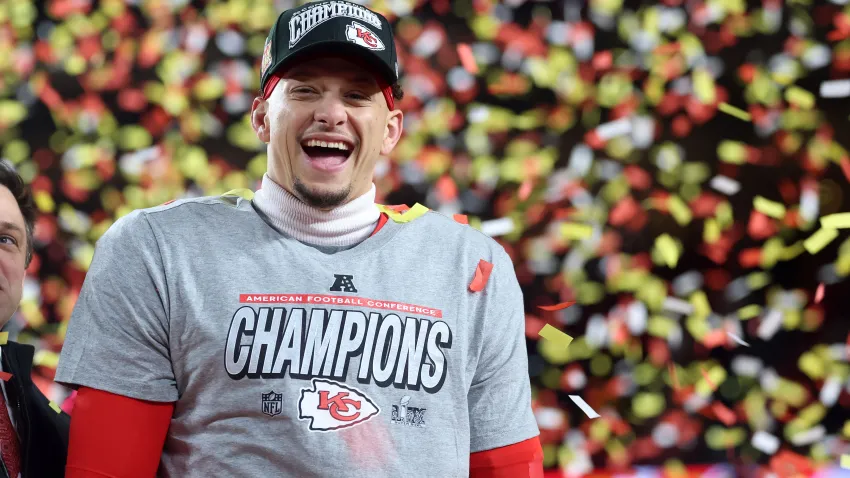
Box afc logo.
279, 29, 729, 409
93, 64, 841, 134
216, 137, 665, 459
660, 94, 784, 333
391, 396, 426, 428
345, 21, 385, 51
330, 274, 357, 293
262, 391, 283, 417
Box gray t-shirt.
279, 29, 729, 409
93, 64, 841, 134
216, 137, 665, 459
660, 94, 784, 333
56, 196, 539, 477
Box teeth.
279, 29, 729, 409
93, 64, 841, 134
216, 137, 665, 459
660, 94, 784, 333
303, 139, 350, 151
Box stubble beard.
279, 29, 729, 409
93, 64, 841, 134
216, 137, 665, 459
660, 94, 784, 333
293, 176, 351, 210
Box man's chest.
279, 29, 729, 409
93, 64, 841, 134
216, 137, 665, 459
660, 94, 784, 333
164, 257, 473, 436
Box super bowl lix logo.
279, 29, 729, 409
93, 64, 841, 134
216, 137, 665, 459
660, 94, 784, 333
391, 396, 426, 428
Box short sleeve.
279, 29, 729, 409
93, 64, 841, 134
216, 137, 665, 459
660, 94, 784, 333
55, 211, 177, 403
467, 249, 540, 453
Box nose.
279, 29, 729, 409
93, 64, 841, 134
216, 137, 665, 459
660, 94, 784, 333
313, 95, 347, 128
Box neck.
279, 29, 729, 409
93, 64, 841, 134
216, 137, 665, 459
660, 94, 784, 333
252, 174, 380, 247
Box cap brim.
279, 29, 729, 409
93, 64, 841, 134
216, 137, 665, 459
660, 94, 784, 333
268, 40, 397, 88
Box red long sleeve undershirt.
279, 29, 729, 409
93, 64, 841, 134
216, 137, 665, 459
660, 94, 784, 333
65, 387, 543, 478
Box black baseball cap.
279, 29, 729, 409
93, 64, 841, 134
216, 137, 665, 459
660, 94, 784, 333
259, 0, 399, 96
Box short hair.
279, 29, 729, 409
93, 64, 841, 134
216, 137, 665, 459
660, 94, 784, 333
0, 162, 35, 267
391, 82, 404, 101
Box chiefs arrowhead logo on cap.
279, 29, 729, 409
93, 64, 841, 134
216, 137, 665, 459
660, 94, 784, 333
298, 378, 380, 431
345, 21, 385, 51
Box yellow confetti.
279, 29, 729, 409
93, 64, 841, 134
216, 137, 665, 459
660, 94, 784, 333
785, 86, 816, 109
378, 203, 430, 224
561, 222, 594, 240
221, 188, 255, 200
668, 196, 692, 226
33, 350, 60, 369
753, 196, 786, 219
820, 213, 850, 229
48, 401, 61, 414
718, 102, 751, 121
738, 304, 761, 320
804, 228, 839, 254
655, 234, 680, 268
538, 324, 574, 349
0, 332, 7, 345
842, 455, 850, 469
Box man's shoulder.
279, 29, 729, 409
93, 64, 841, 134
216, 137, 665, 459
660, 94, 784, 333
400, 209, 510, 262
112, 195, 255, 232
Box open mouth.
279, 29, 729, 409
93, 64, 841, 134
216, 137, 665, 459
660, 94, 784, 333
300, 139, 354, 170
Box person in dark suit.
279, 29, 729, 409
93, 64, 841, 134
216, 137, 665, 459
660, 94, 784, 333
0, 162, 69, 477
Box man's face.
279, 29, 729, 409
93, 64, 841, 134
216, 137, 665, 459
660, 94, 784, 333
251, 56, 403, 210
0, 186, 27, 327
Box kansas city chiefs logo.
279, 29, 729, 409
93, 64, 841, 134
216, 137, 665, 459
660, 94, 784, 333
345, 21, 385, 51
298, 378, 380, 431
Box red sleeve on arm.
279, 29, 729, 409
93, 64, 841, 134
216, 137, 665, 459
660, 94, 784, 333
470, 436, 544, 478
65, 386, 175, 478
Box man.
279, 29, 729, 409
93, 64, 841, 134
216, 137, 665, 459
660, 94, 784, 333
56, 1, 543, 477
0, 162, 70, 477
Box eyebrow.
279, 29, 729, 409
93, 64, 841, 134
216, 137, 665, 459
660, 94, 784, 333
0, 221, 25, 236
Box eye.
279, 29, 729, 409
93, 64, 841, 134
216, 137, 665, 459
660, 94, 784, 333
292, 86, 316, 95
0, 236, 16, 246
347, 91, 369, 100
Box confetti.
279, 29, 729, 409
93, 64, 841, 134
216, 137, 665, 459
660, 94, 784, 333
479, 217, 514, 237
752, 431, 780, 455
726, 331, 750, 347
841, 455, 850, 470
709, 176, 741, 196
804, 228, 839, 254
753, 196, 786, 220
717, 102, 751, 121
0, 332, 7, 345
568, 395, 600, 419
820, 213, 850, 229
538, 324, 574, 349
456, 43, 478, 74
468, 259, 493, 293
0, 372, 11, 382
48, 401, 62, 414
815, 283, 825, 303
819, 80, 850, 98
538, 301, 576, 311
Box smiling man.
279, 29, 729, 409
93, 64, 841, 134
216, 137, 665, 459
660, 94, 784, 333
56, 2, 542, 477
0, 163, 70, 478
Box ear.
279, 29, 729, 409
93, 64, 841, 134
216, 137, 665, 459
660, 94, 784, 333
380, 109, 404, 156
251, 97, 271, 144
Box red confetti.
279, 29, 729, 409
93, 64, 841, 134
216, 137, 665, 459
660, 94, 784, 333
711, 402, 736, 426
452, 214, 468, 225
468, 259, 493, 292
699, 367, 718, 392
456, 43, 478, 74
538, 301, 576, 311
815, 283, 825, 304
0, 372, 12, 382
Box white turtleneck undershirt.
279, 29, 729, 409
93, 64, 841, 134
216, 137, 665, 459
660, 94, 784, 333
251, 174, 381, 247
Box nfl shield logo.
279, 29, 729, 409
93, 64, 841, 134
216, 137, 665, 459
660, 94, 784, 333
262, 391, 283, 417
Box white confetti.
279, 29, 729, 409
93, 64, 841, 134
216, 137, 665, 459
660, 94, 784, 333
534, 407, 566, 430
479, 217, 514, 237
726, 331, 750, 347
568, 395, 600, 419
709, 175, 741, 195
731, 356, 763, 377
819, 79, 850, 98
820, 375, 842, 407
595, 117, 632, 140
751, 430, 780, 455
790, 425, 825, 446
756, 308, 783, 341
662, 296, 694, 315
